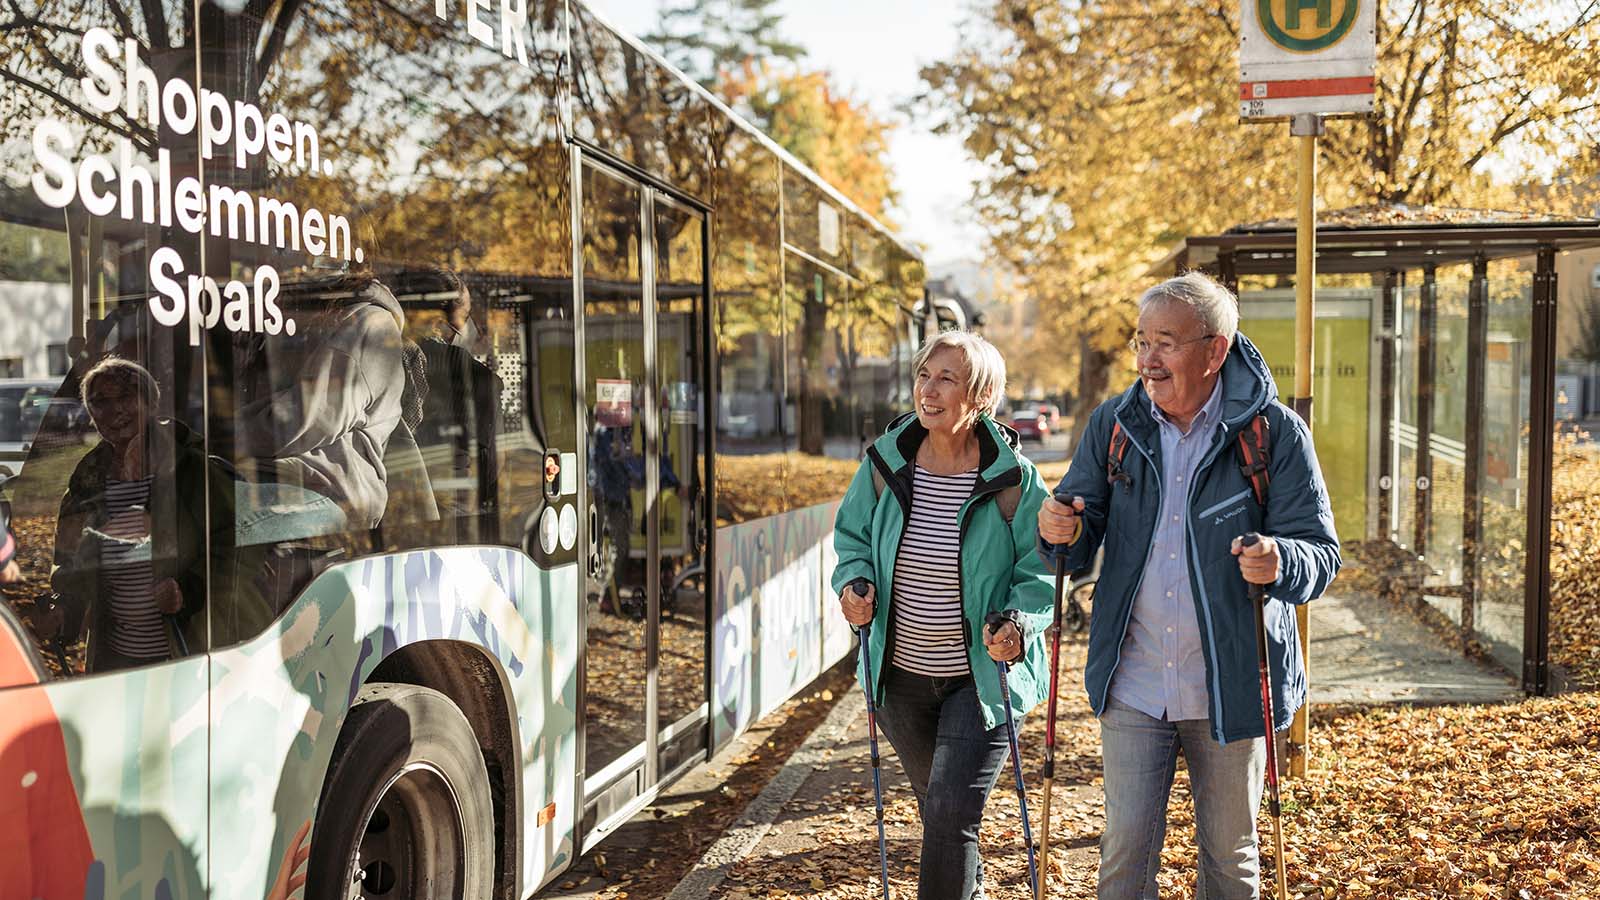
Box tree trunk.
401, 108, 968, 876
1070, 334, 1114, 450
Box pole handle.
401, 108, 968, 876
1240, 532, 1267, 604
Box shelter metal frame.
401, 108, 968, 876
1161, 215, 1600, 695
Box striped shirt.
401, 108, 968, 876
890, 466, 977, 677
99, 476, 169, 660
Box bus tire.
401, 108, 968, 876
307, 682, 495, 900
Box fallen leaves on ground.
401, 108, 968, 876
700, 635, 1600, 900
1549, 434, 1600, 688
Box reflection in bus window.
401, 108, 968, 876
48, 359, 244, 672
230, 275, 434, 540
0, 0, 206, 681
407, 268, 505, 544
711, 131, 785, 525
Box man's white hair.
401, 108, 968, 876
912, 330, 1007, 425
1138, 271, 1239, 346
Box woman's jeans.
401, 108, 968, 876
1098, 697, 1267, 900
874, 664, 1014, 900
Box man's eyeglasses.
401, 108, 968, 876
1127, 333, 1218, 358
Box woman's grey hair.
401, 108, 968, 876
912, 330, 1007, 424
1138, 271, 1239, 346
80, 356, 161, 409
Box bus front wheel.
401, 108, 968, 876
308, 683, 495, 900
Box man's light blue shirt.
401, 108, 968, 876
1108, 376, 1225, 723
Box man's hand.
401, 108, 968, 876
984, 618, 1023, 662
0, 559, 19, 583
152, 577, 183, 615
1038, 494, 1085, 546
1230, 534, 1281, 585
840, 581, 875, 626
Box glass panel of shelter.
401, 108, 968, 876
1478, 257, 1532, 674
1382, 257, 1537, 672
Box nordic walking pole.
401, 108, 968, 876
852, 577, 893, 900
1037, 524, 1071, 900
1240, 533, 1288, 900
1039, 492, 1084, 898
987, 612, 1039, 894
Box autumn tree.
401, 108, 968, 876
920, 0, 1600, 431
646, 0, 804, 87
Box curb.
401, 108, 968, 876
665, 687, 866, 900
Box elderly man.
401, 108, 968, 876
1038, 272, 1340, 899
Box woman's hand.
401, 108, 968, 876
152, 577, 183, 615
984, 619, 1023, 662
839, 581, 875, 626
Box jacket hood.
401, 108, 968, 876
1115, 330, 1277, 432
358, 280, 406, 329
869, 411, 1024, 484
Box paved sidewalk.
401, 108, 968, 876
1309, 591, 1522, 705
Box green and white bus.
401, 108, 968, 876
0, 0, 928, 896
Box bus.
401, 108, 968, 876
0, 0, 928, 897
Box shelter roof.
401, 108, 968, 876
1155, 203, 1600, 276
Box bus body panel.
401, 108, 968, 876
205, 548, 579, 900
16, 657, 211, 900
711, 502, 848, 747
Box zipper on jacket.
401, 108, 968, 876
1099, 413, 1160, 718
867, 446, 914, 707
1185, 415, 1267, 743
1182, 450, 1230, 740
957, 480, 1007, 727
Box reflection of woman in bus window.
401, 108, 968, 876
49, 359, 208, 671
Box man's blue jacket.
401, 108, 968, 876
1040, 333, 1341, 744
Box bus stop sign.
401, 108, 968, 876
1240, 0, 1376, 121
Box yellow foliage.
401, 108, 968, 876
920, 0, 1600, 412
719, 62, 899, 221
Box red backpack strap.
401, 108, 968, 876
1235, 414, 1271, 506
1106, 421, 1133, 488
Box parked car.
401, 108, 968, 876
0, 378, 90, 478
1009, 400, 1061, 442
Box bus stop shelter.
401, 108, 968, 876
1155, 205, 1600, 695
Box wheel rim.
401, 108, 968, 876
348, 762, 465, 900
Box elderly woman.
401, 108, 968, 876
832, 331, 1055, 900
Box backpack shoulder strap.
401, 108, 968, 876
996, 484, 1021, 525
1234, 414, 1272, 507
871, 465, 886, 499
1106, 421, 1133, 488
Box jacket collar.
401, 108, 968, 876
870, 411, 1024, 492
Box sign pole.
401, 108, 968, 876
1288, 111, 1323, 779
1240, 0, 1371, 782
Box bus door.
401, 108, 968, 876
575, 156, 709, 847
